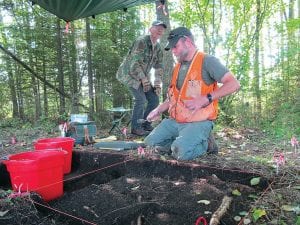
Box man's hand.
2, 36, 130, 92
183, 95, 210, 110
147, 108, 161, 122
141, 77, 151, 92
154, 80, 162, 96
154, 87, 161, 96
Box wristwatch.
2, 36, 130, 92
207, 93, 213, 103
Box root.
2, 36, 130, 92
209, 195, 232, 225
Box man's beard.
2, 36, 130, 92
176, 48, 189, 63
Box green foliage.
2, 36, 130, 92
232, 189, 241, 196
34, 116, 60, 132
240, 155, 270, 165
0, 118, 24, 128
250, 177, 260, 186
0, 0, 298, 137
296, 216, 300, 225
252, 208, 267, 222
261, 97, 300, 139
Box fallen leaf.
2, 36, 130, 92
252, 208, 266, 222
244, 218, 251, 224
0, 210, 9, 217
248, 194, 258, 199
197, 200, 210, 205
239, 211, 248, 216
233, 134, 243, 139
281, 205, 300, 213
173, 181, 186, 186
234, 216, 241, 221
250, 177, 260, 186
269, 219, 279, 224
131, 185, 140, 191
160, 155, 167, 161
232, 189, 241, 196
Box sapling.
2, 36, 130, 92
273, 151, 285, 175
290, 136, 299, 153
137, 146, 145, 157
121, 127, 127, 138
9, 183, 29, 198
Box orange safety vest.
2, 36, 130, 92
167, 51, 218, 123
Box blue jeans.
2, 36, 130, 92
144, 118, 213, 160
129, 85, 159, 130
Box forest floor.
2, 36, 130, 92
0, 125, 299, 225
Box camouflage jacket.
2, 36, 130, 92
116, 35, 164, 89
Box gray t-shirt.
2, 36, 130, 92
176, 54, 229, 89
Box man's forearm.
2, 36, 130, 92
157, 100, 169, 113
210, 72, 240, 101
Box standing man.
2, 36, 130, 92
144, 27, 240, 160
116, 21, 167, 136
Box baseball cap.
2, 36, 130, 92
165, 27, 192, 51
152, 20, 167, 29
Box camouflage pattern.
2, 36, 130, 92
116, 35, 164, 89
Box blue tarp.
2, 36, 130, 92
94, 141, 145, 151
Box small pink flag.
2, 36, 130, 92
291, 136, 299, 147
137, 146, 145, 156
273, 151, 285, 174
121, 127, 127, 137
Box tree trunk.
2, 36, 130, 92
7, 61, 19, 118
95, 67, 101, 112
155, 0, 174, 101
42, 47, 48, 117
25, 9, 41, 121
285, 0, 295, 99
16, 65, 25, 120
29, 54, 41, 121
86, 17, 95, 118
68, 24, 80, 113
253, 0, 262, 121
56, 18, 65, 115
0, 44, 88, 111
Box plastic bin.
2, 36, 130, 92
70, 114, 88, 123
4, 150, 66, 202
34, 137, 75, 174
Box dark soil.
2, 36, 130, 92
0, 127, 299, 225
46, 151, 266, 225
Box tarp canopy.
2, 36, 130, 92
32, 0, 158, 22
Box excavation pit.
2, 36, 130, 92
0, 150, 269, 225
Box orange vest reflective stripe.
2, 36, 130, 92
167, 51, 218, 123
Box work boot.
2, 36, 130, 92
154, 146, 171, 155
142, 123, 154, 131
131, 128, 146, 136
207, 133, 219, 155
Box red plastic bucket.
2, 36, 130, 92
34, 137, 75, 174
4, 150, 66, 202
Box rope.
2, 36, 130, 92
29, 157, 135, 191
195, 216, 207, 225
3, 157, 135, 225
237, 177, 277, 225
32, 200, 98, 225
64, 157, 133, 182
2, 151, 276, 225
